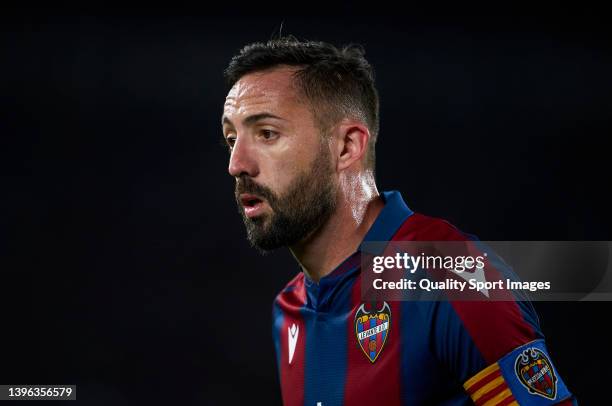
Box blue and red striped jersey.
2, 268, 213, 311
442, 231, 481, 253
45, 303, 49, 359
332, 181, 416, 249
272, 191, 576, 406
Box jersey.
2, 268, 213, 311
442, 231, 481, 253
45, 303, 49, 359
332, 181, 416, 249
272, 191, 577, 406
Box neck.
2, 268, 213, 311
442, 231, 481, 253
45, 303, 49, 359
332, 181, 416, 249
289, 170, 384, 283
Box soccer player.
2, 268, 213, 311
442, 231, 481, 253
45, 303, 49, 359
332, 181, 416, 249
221, 37, 577, 405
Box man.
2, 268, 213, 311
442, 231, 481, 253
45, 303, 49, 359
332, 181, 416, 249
221, 37, 576, 405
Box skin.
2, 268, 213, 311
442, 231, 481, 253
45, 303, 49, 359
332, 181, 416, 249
223, 65, 384, 282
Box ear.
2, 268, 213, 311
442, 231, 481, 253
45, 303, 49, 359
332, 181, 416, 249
335, 119, 370, 172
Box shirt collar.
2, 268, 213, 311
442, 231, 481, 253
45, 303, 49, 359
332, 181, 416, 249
361, 190, 413, 245
303, 191, 413, 305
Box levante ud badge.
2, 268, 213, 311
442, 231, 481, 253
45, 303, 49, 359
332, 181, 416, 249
354, 302, 391, 363
515, 347, 558, 400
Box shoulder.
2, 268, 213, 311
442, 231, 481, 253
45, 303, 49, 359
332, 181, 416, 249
273, 272, 306, 309
393, 212, 477, 242
391, 213, 543, 362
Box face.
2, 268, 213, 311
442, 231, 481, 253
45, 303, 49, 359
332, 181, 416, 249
222, 67, 337, 251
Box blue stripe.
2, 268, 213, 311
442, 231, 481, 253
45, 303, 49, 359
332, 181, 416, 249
361, 191, 414, 255
400, 301, 485, 405
302, 276, 354, 406
363, 191, 413, 243
272, 300, 284, 373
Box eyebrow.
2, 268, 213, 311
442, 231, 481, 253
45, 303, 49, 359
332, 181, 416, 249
221, 112, 286, 128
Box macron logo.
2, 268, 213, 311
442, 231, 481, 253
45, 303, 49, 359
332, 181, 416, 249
288, 323, 299, 364
455, 264, 490, 298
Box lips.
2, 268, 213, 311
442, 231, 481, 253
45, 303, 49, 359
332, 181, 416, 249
239, 193, 266, 218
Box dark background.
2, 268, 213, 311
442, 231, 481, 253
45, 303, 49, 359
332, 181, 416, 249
2, 4, 611, 405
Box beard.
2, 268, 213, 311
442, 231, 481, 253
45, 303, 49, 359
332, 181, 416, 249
234, 142, 337, 253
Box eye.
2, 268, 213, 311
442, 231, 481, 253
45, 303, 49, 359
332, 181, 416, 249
259, 129, 279, 140
225, 134, 236, 149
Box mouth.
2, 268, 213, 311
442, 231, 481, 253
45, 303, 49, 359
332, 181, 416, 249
239, 193, 267, 218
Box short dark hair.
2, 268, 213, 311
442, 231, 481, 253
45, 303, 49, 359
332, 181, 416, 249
224, 36, 380, 170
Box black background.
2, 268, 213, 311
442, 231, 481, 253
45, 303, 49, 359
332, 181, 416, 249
2, 4, 611, 405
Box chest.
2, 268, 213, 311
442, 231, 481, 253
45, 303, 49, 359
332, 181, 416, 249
275, 302, 406, 406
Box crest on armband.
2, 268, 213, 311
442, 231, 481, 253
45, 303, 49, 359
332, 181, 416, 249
514, 347, 558, 400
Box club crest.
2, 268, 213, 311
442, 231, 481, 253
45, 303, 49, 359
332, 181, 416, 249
515, 347, 558, 400
354, 302, 391, 363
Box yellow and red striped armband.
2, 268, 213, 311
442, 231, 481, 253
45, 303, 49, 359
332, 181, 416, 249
463, 339, 574, 405
463, 362, 517, 406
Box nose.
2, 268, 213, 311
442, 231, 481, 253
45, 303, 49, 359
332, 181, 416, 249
228, 136, 259, 178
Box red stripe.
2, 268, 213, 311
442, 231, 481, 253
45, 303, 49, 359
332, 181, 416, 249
465, 369, 502, 396
343, 276, 402, 405
450, 292, 536, 363
497, 393, 518, 406
474, 382, 509, 406
277, 275, 306, 406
